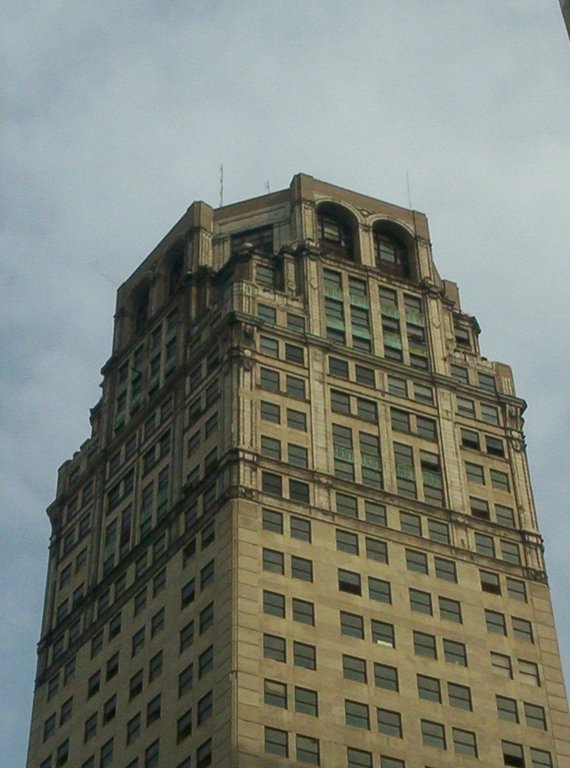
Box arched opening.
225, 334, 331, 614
373, 222, 413, 280
169, 253, 184, 296
133, 284, 150, 334
164, 241, 185, 297
317, 203, 357, 262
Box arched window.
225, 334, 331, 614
373, 227, 411, 279
134, 287, 150, 333
317, 205, 356, 261
169, 254, 183, 296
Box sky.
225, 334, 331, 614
1, 1, 569, 763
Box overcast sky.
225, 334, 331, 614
2, 2, 569, 763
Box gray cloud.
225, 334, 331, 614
2, 1, 569, 762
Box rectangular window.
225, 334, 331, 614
339, 568, 362, 595
486, 609, 507, 635
502, 741, 524, 768
410, 588, 432, 615
491, 651, 513, 678
414, 632, 436, 658
258, 304, 276, 323
343, 655, 367, 683
197, 691, 213, 725
340, 611, 364, 639
501, 540, 521, 564
264, 679, 287, 708
285, 343, 304, 364
296, 734, 320, 765
355, 365, 375, 386
261, 435, 281, 460
287, 443, 309, 469
260, 336, 279, 358
336, 529, 359, 554
391, 408, 410, 433
417, 416, 437, 440
129, 670, 142, 700
287, 408, 307, 430
497, 695, 519, 722
329, 356, 350, 380
180, 620, 194, 652
491, 468, 510, 491
263, 633, 286, 663
178, 663, 194, 696
331, 389, 351, 414
421, 720, 446, 750
406, 549, 428, 573
530, 750, 553, 768
131, 628, 145, 657
374, 663, 398, 691
519, 658, 540, 686
292, 598, 314, 625
260, 367, 279, 392
439, 597, 462, 623
400, 510, 421, 536
362, 502, 384, 529
465, 462, 485, 484
448, 682, 472, 710
377, 707, 403, 738
265, 727, 288, 757
512, 617, 533, 643
453, 728, 477, 757
287, 313, 305, 332
475, 532, 495, 558
261, 400, 280, 423
336, 492, 358, 518
428, 519, 449, 544
262, 508, 283, 534
365, 536, 388, 563
471, 496, 490, 520
356, 397, 377, 422
263, 548, 285, 574
286, 373, 306, 399
457, 396, 476, 417
295, 686, 318, 716
292, 556, 313, 582
481, 570, 501, 594
262, 471, 282, 496
451, 364, 469, 383
345, 700, 370, 729
347, 748, 372, 768
151, 608, 165, 637
289, 479, 310, 503
177, 709, 193, 743
388, 375, 407, 397
496, 504, 516, 528
443, 639, 467, 666
369, 577, 391, 603
434, 556, 457, 582
294, 641, 316, 670
263, 590, 285, 617
372, 620, 395, 647
417, 674, 441, 702
196, 739, 212, 768
198, 645, 214, 677
291, 516, 311, 541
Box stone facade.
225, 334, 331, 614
26, 174, 570, 768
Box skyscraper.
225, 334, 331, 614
26, 174, 570, 768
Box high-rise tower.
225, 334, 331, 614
27, 174, 570, 768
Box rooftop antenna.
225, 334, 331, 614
406, 170, 413, 210
265, 180, 271, 194
219, 164, 224, 207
